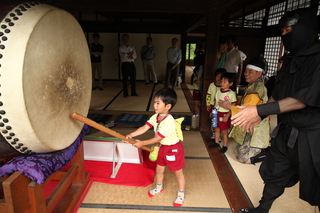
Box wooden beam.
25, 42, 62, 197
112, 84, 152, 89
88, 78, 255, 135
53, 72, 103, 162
201, 130, 253, 213
184, 16, 207, 33
49, 0, 213, 14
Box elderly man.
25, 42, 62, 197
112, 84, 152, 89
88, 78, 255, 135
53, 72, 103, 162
235, 8, 320, 213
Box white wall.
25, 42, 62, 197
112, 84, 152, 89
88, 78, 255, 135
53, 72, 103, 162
87, 33, 181, 82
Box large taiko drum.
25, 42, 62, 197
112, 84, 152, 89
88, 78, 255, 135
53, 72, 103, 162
0, 1, 92, 156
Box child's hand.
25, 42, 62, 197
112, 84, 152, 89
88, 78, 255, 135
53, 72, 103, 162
123, 134, 132, 143
206, 106, 211, 112
132, 140, 143, 148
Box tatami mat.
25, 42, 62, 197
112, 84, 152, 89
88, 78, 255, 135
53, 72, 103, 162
90, 81, 191, 113
85, 71, 318, 212
90, 81, 123, 110
78, 129, 231, 212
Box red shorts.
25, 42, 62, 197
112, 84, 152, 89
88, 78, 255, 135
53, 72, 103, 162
217, 111, 231, 130
157, 142, 185, 171
192, 90, 201, 101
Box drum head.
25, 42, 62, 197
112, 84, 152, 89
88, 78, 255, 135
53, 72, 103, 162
0, 3, 91, 153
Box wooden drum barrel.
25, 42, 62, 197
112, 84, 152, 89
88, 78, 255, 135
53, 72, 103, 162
0, 1, 91, 157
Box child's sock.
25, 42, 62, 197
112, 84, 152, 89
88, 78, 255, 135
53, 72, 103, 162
148, 183, 163, 197
173, 190, 185, 207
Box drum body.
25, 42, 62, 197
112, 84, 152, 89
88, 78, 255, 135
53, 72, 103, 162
0, 2, 91, 154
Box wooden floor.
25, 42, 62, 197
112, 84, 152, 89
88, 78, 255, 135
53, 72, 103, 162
78, 67, 318, 213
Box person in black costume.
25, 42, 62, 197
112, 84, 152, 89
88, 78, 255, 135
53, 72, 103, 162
231, 9, 320, 213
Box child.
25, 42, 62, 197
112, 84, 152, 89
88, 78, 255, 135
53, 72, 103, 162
126, 88, 185, 207
192, 66, 201, 115
209, 72, 237, 153
206, 68, 227, 140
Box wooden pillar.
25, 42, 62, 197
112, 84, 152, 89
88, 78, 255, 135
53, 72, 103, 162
199, 8, 221, 131
181, 33, 187, 83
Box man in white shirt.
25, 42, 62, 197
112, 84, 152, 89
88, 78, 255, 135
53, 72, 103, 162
119, 34, 138, 98
165, 38, 182, 90
224, 35, 246, 90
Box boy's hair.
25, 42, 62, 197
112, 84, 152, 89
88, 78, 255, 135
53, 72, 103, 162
214, 68, 227, 78
221, 72, 236, 84
146, 37, 153, 41
154, 88, 177, 110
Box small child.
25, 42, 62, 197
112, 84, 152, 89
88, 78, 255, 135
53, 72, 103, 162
192, 66, 201, 115
126, 88, 185, 207
206, 68, 227, 140
209, 72, 237, 153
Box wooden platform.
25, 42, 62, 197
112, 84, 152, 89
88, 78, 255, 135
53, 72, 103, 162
0, 142, 91, 213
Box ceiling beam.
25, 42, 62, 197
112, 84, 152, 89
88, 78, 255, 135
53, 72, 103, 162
46, 0, 212, 14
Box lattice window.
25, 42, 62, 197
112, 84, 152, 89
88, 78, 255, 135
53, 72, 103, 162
229, 18, 242, 27
264, 37, 283, 77
244, 9, 266, 28
267, 2, 286, 26
286, 0, 310, 11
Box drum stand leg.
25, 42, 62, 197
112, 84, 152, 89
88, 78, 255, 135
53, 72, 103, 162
110, 142, 122, 178
0, 142, 91, 213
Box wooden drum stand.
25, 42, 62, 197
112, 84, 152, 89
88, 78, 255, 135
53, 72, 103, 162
0, 142, 91, 213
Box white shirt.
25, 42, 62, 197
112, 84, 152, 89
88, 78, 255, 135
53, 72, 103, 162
119, 45, 137, 62
167, 46, 182, 64
224, 48, 242, 73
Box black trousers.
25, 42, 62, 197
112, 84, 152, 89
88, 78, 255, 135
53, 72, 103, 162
121, 62, 137, 96
258, 123, 320, 209
164, 62, 179, 90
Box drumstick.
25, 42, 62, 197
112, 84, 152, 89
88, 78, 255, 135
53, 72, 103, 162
71, 112, 151, 152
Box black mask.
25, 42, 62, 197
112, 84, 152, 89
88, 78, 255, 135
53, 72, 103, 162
279, 9, 318, 55
281, 32, 293, 53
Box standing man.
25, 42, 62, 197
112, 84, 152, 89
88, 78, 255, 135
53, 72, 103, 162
233, 9, 320, 213
141, 37, 157, 85
224, 35, 245, 90
119, 34, 138, 98
165, 38, 182, 90
90, 33, 104, 90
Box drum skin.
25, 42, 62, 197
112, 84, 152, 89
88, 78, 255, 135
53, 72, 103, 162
0, 2, 92, 155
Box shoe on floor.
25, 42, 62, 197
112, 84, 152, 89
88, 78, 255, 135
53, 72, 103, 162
220, 146, 228, 153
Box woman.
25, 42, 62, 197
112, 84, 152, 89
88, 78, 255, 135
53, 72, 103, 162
219, 56, 270, 164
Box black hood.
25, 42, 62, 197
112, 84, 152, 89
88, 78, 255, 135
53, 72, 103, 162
279, 8, 319, 55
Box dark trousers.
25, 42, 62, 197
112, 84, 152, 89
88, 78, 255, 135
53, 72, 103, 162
257, 123, 320, 209
164, 62, 179, 90
121, 62, 137, 96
